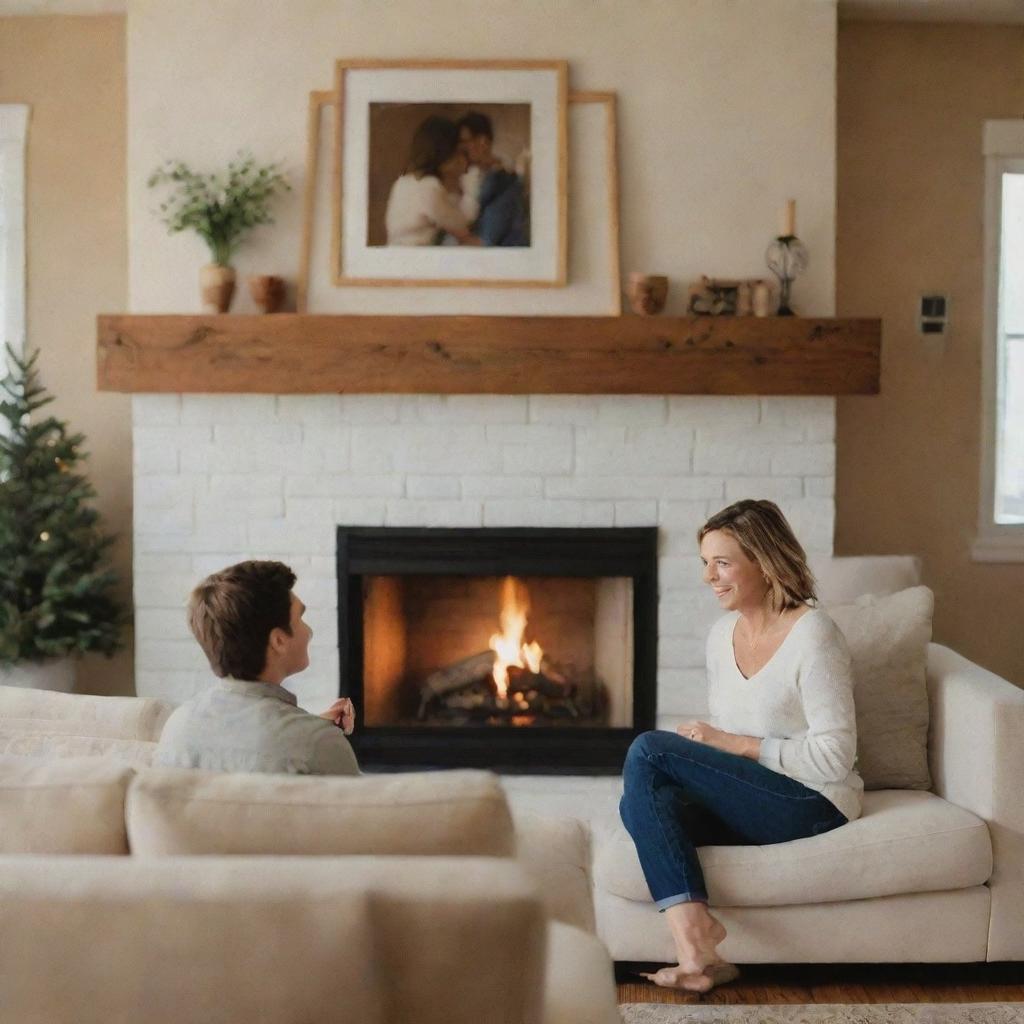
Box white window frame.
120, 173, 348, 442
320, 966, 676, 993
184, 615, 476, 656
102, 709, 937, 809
0, 104, 29, 364
974, 121, 1024, 563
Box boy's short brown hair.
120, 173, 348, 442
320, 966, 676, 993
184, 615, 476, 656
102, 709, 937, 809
456, 111, 493, 141
187, 560, 295, 681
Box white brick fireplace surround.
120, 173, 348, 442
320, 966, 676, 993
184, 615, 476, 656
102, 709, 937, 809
132, 392, 836, 726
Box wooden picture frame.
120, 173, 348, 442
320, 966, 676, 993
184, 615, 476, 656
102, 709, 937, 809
301, 89, 620, 315
330, 59, 568, 288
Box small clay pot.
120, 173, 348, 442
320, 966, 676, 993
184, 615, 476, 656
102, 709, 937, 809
248, 274, 287, 314
627, 273, 669, 316
199, 264, 236, 314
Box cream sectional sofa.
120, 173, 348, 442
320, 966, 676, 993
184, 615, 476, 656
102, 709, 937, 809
505, 556, 1024, 965
0, 736, 619, 1024
590, 646, 1014, 964
1, 555, 1021, 1006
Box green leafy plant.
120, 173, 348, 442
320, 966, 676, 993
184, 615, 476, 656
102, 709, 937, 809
0, 346, 124, 665
147, 152, 290, 267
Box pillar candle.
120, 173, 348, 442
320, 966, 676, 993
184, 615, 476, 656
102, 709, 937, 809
781, 199, 797, 237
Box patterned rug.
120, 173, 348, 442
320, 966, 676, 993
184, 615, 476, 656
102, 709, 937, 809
619, 1005, 1024, 1024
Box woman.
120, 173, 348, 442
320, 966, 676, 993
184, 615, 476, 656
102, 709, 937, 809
620, 499, 861, 992
384, 115, 481, 247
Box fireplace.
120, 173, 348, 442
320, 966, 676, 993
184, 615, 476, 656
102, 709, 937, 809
337, 527, 658, 772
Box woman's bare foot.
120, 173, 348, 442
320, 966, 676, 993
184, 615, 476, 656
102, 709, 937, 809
640, 965, 713, 992
640, 961, 740, 993
644, 900, 738, 991
665, 902, 728, 974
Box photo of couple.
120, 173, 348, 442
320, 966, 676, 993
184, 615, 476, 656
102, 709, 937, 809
367, 102, 531, 248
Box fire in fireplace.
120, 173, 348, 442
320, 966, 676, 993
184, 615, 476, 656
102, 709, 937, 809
380, 573, 632, 729
337, 527, 657, 772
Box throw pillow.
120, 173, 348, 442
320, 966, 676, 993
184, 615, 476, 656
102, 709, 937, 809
0, 686, 173, 741
127, 767, 517, 857
0, 721, 158, 769
0, 756, 133, 853
827, 585, 933, 791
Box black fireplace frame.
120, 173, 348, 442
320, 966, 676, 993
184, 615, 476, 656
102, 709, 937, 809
336, 526, 658, 773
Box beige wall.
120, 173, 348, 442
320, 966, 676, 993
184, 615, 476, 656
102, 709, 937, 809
5, 12, 1021, 698
836, 21, 1024, 686
0, 15, 132, 695
127, 0, 837, 316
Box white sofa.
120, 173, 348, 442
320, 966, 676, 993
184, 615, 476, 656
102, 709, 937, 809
584, 642, 1021, 964
1, 555, 1021, 993
503, 556, 1024, 965
0, 743, 619, 1024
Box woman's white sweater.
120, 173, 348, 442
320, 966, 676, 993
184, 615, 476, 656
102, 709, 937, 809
706, 608, 863, 822
384, 174, 469, 245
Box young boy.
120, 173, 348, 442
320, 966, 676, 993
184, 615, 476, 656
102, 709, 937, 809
155, 560, 359, 775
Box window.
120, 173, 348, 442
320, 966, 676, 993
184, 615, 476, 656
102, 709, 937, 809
1, 105, 28, 359
975, 122, 1024, 562
999, 174, 1024, 524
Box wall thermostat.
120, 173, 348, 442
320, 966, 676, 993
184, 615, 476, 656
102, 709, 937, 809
919, 294, 948, 335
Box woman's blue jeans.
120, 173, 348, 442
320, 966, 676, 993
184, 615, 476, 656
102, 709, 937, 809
620, 730, 848, 910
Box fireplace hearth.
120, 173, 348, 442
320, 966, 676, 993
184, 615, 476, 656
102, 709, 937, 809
337, 527, 658, 772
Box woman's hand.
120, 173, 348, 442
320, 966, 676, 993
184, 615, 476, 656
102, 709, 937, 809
320, 698, 356, 736
677, 720, 760, 760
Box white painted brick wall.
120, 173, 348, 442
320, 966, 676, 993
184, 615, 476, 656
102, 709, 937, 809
668, 396, 760, 430
132, 394, 836, 718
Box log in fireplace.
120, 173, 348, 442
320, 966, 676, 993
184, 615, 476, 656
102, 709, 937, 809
337, 527, 658, 772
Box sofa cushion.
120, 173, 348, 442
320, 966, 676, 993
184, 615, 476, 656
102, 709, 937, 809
0, 685, 173, 741
810, 555, 921, 605
0, 756, 132, 854
0, 721, 158, 768
829, 586, 933, 790
595, 788, 991, 907
127, 767, 516, 857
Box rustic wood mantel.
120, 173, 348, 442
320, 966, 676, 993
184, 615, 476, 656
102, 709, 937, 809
96, 314, 880, 395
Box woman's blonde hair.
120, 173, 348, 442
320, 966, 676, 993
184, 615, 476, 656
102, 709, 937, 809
697, 499, 817, 611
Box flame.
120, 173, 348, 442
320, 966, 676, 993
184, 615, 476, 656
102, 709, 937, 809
489, 577, 544, 700
522, 641, 543, 674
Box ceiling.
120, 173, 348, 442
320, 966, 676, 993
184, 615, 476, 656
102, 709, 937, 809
0, 0, 1022, 25
0, 0, 124, 12
839, 0, 1024, 23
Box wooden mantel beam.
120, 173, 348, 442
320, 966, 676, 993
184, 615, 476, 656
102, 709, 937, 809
96, 314, 880, 395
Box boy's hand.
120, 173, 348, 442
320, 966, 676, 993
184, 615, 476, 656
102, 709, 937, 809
320, 698, 356, 735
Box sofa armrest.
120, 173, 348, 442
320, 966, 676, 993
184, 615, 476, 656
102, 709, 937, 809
514, 811, 596, 934
927, 642, 1024, 960
543, 922, 620, 1024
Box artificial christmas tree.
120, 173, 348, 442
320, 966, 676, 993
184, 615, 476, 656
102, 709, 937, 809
0, 346, 123, 687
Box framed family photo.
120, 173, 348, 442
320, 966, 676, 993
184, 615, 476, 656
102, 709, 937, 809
332, 59, 568, 288
300, 89, 621, 315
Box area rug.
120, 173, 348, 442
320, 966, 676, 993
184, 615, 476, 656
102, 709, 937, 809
619, 1005, 1024, 1024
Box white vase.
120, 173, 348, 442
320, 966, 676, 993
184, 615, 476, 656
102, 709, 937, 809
0, 658, 75, 692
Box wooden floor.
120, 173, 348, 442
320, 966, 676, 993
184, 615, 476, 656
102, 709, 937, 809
616, 963, 1024, 1005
